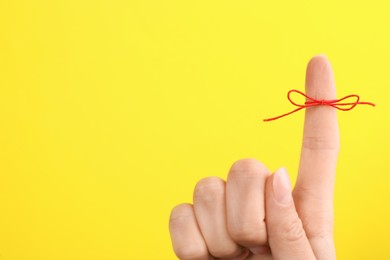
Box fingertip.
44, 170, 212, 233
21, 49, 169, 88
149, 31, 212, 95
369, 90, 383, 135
307, 54, 330, 69
312, 53, 328, 60
305, 54, 336, 99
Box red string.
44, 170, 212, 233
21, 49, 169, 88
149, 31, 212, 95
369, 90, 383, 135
263, 89, 375, 122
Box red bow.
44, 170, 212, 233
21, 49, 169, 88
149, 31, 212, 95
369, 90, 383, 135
263, 89, 375, 122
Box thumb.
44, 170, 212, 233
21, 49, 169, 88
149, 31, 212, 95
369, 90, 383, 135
265, 168, 315, 260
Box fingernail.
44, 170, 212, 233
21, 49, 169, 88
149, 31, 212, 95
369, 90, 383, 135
273, 167, 292, 204
249, 245, 271, 255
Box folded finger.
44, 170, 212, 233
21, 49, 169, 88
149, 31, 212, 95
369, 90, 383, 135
169, 203, 211, 260
226, 159, 270, 248
193, 177, 247, 259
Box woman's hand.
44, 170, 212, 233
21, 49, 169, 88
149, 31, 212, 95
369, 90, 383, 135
169, 55, 339, 260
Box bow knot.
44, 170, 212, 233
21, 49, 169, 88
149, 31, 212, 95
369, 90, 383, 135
263, 89, 375, 122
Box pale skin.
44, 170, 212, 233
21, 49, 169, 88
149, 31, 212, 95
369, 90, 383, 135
169, 55, 340, 260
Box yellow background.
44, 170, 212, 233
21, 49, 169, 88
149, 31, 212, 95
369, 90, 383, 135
0, 1, 389, 259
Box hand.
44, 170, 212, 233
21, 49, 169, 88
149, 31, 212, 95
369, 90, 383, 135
169, 55, 340, 260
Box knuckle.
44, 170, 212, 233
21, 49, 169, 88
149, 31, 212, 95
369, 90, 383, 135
300, 214, 333, 240
169, 204, 209, 260
229, 158, 270, 179
169, 203, 193, 223
293, 186, 319, 199
281, 219, 306, 242
292, 189, 334, 238
229, 222, 267, 245
193, 177, 225, 203
302, 135, 340, 151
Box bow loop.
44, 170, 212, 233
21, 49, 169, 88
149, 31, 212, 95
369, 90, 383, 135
331, 94, 360, 111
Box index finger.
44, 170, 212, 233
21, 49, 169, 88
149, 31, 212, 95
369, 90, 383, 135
292, 55, 340, 259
